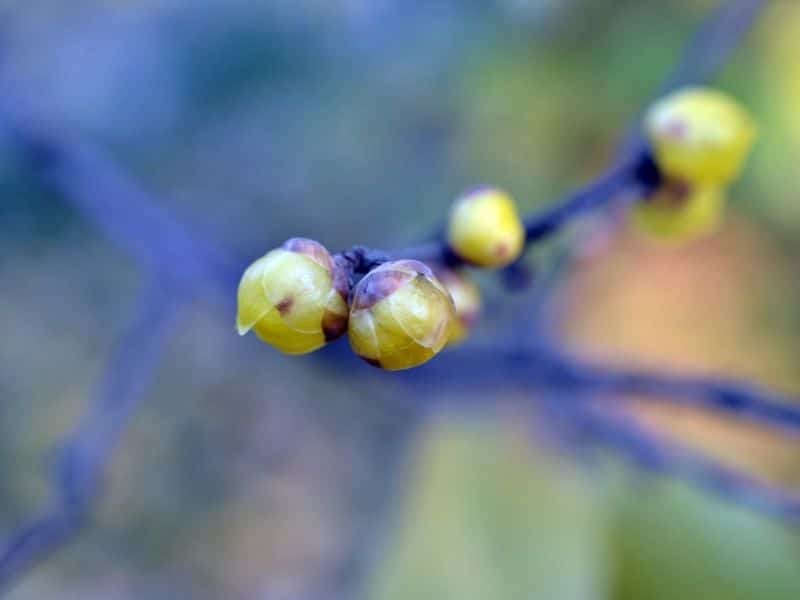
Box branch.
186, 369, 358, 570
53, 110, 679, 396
0, 103, 242, 295
381, 150, 658, 269
659, 0, 767, 95
569, 405, 800, 522
561, 358, 800, 438
399, 343, 800, 520
354, 0, 768, 274
0, 280, 179, 594
399, 344, 800, 440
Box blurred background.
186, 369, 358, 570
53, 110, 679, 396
2, 0, 800, 598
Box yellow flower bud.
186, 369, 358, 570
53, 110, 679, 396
236, 238, 349, 354
436, 269, 482, 345
447, 187, 525, 268
630, 180, 724, 241
348, 260, 455, 371
645, 87, 757, 186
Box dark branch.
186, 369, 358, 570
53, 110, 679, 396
563, 358, 800, 438
399, 344, 800, 439
522, 150, 660, 243
347, 146, 656, 276
569, 405, 800, 522
350, 0, 768, 274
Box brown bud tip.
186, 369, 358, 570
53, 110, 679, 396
282, 238, 335, 272
350, 261, 430, 310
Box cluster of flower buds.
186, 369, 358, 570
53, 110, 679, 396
238, 89, 759, 367
238, 187, 527, 370
237, 87, 760, 367
237, 237, 488, 370
633, 86, 757, 241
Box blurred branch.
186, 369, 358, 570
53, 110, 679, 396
619, 0, 766, 153
0, 104, 242, 296
570, 405, 800, 522
405, 341, 800, 522
0, 280, 179, 594
660, 0, 767, 95
561, 358, 800, 438
379, 149, 657, 269
405, 344, 800, 439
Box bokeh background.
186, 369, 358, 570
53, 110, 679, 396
2, 0, 800, 598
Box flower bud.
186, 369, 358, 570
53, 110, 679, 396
236, 238, 349, 354
447, 187, 525, 268
630, 180, 724, 241
348, 260, 455, 370
436, 269, 482, 345
645, 87, 757, 186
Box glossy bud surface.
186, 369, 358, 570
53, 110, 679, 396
447, 187, 525, 268
349, 260, 455, 370
237, 238, 348, 354
645, 87, 756, 186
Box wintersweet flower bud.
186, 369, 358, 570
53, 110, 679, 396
645, 87, 757, 186
348, 260, 455, 371
630, 180, 724, 241
436, 269, 482, 345
447, 187, 525, 268
236, 238, 349, 354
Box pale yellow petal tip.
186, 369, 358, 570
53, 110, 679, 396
236, 320, 252, 336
